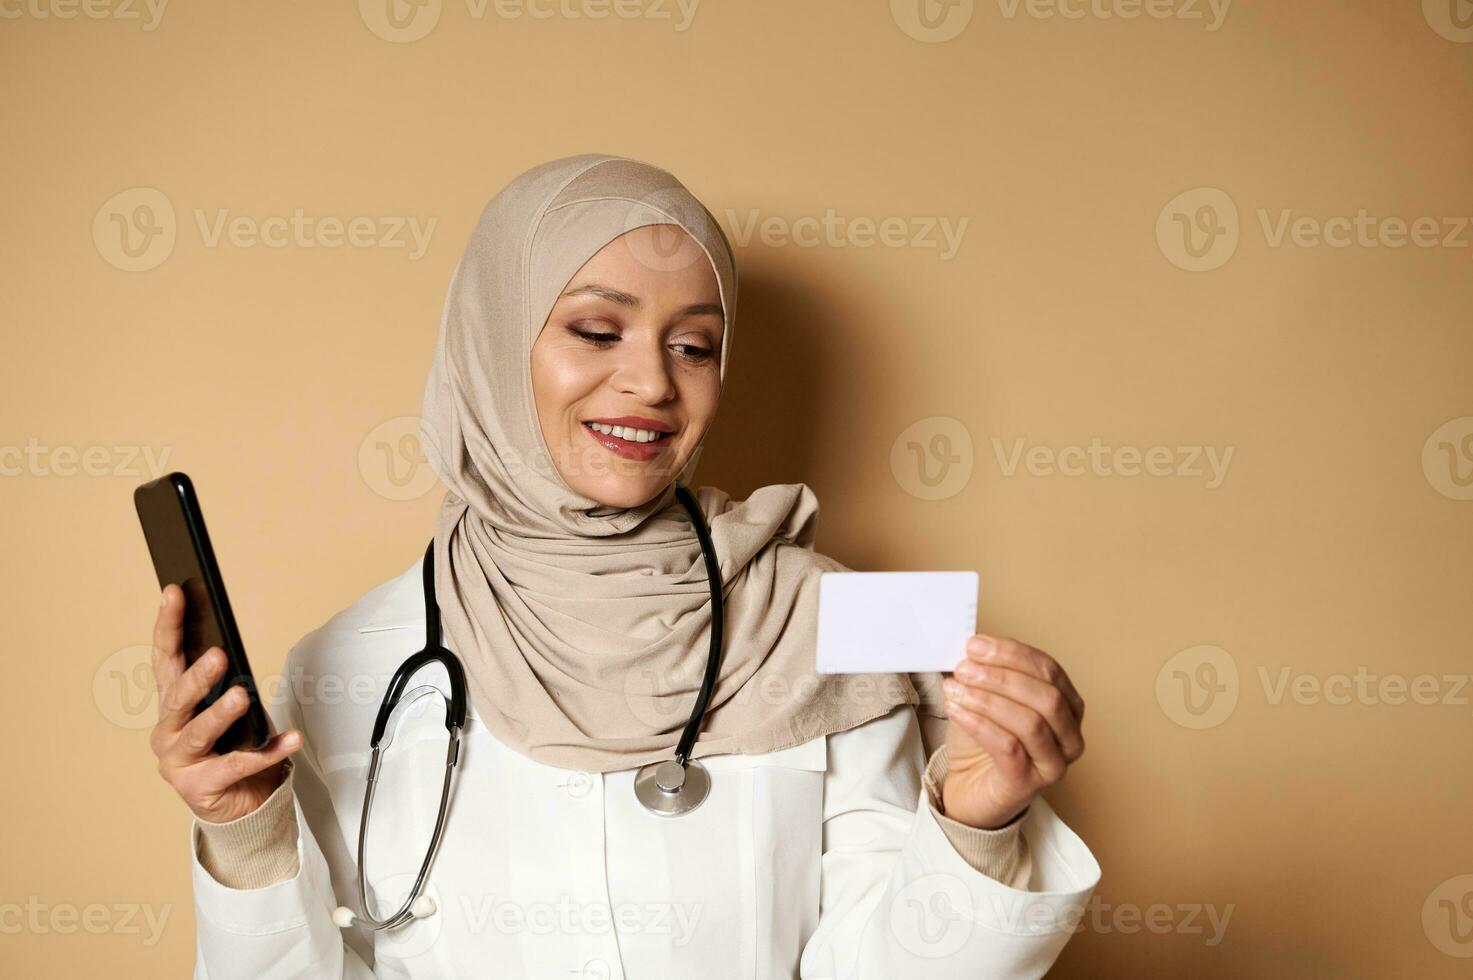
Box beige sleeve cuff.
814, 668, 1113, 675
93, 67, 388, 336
922, 745, 1032, 887
194, 761, 302, 890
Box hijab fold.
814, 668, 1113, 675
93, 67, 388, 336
420, 153, 946, 774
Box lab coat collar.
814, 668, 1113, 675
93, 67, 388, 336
355, 555, 426, 635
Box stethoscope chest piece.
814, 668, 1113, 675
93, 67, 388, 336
634, 758, 711, 817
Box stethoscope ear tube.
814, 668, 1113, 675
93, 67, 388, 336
339, 541, 467, 932
670, 480, 725, 766
368, 542, 468, 749
342, 484, 726, 929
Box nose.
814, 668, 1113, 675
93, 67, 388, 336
612, 334, 677, 405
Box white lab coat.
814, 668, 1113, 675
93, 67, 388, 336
189, 557, 1101, 979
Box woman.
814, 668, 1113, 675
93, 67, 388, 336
148, 154, 1100, 979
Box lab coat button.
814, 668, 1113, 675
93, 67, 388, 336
581, 957, 610, 980
565, 772, 592, 798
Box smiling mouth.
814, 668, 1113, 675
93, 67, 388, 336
580, 421, 675, 461
581, 421, 673, 445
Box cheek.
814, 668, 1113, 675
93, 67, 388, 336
532, 351, 600, 433
679, 373, 722, 428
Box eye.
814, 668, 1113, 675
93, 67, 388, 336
671, 342, 714, 363
569, 322, 619, 346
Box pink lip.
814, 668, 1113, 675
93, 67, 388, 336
583, 415, 675, 433
582, 421, 671, 461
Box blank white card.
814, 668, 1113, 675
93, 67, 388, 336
815, 571, 979, 674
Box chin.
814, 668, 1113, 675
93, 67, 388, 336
579, 475, 670, 510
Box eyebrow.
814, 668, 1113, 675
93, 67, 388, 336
561, 282, 724, 320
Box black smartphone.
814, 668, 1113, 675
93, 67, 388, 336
134, 472, 270, 754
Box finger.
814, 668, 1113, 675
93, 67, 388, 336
953, 661, 1085, 761
967, 635, 1085, 722
158, 647, 228, 734
194, 730, 303, 795
943, 701, 1032, 784
151, 585, 187, 698
169, 683, 252, 762
944, 678, 1068, 782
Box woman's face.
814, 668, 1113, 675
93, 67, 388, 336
531, 224, 725, 509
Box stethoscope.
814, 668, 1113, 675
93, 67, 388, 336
333, 480, 726, 931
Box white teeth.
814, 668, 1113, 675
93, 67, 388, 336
588, 422, 663, 443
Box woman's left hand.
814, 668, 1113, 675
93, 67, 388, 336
940, 635, 1086, 830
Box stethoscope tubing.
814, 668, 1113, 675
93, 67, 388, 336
338, 479, 723, 932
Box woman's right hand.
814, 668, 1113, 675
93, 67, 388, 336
150, 584, 303, 823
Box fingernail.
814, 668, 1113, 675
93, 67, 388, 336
970, 636, 995, 658
954, 660, 981, 682
943, 679, 962, 700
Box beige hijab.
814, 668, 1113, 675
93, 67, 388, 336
419, 153, 946, 773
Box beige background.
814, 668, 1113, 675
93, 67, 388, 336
3, 0, 1471, 976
